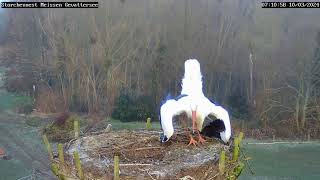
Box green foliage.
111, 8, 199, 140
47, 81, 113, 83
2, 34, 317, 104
227, 162, 245, 180
112, 90, 155, 122
25, 116, 42, 127
227, 92, 249, 119
16, 97, 33, 114
44, 115, 84, 142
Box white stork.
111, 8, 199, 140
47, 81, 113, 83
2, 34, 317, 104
159, 59, 231, 145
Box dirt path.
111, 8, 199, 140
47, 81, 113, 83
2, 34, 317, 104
0, 113, 55, 180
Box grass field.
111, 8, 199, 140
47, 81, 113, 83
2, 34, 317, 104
239, 140, 320, 180
106, 118, 161, 130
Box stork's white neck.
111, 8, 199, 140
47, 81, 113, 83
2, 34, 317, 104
181, 59, 204, 96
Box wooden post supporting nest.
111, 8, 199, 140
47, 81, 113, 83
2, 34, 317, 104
73, 151, 84, 180
233, 132, 244, 162
43, 135, 64, 179
114, 155, 120, 180
74, 120, 79, 139
146, 118, 152, 130
231, 162, 245, 179
42, 134, 53, 160
232, 137, 240, 161
219, 150, 225, 175
58, 143, 65, 167
51, 162, 59, 176
238, 132, 244, 144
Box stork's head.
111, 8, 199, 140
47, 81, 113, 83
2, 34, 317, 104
220, 128, 231, 144
160, 114, 174, 143
208, 105, 232, 144
160, 128, 174, 143
219, 111, 231, 144
159, 97, 175, 143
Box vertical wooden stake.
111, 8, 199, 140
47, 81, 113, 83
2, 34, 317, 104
307, 130, 311, 141
219, 150, 225, 175
58, 174, 65, 180
58, 143, 65, 167
232, 136, 240, 161
114, 155, 120, 180
233, 162, 245, 178
73, 151, 84, 180
51, 162, 59, 176
273, 134, 276, 141
42, 134, 53, 161
146, 118, 152, 130
238, 132, 244, 145
74, 120, 79, 139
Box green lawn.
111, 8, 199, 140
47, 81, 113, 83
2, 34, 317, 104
106, 118, 161, 130
239, 140, 320, 180
0, 67, 33, 112
0, 90, 33, 112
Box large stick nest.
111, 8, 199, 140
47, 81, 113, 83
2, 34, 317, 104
64, 129, 230, 179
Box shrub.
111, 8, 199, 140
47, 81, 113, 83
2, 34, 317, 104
4, 68, 34, 95
43, 113, 83, 142
35, 86, 65, 113
15, 97, 34, 114
112, 90, 155, 122
227, 92, 249, 119
25, 116, 42, 127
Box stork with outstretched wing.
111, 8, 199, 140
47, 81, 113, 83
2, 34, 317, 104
159, 59, 231, 145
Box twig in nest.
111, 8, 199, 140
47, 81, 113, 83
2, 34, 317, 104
137, 130, 162, 135
179, 175, 195, 180
147, 170, 156, 180
208, 172, 219, 180
135, 147, 163, 151
120, 151, 130, 161
65, 138, 77, 150
114, 138, 148, 150
119, 163, 153, 166
201, 166, 213, 180
138, 168, 157, 180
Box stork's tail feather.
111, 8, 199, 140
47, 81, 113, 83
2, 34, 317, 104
181, 59, 203, 95
201, 119, 226, 138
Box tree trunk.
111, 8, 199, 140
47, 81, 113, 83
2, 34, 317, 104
301, 84, 310, 129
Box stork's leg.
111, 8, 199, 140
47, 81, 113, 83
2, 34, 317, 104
197, 130, 206, 144
192, 110, 206, 144
185, 128, 197, 146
